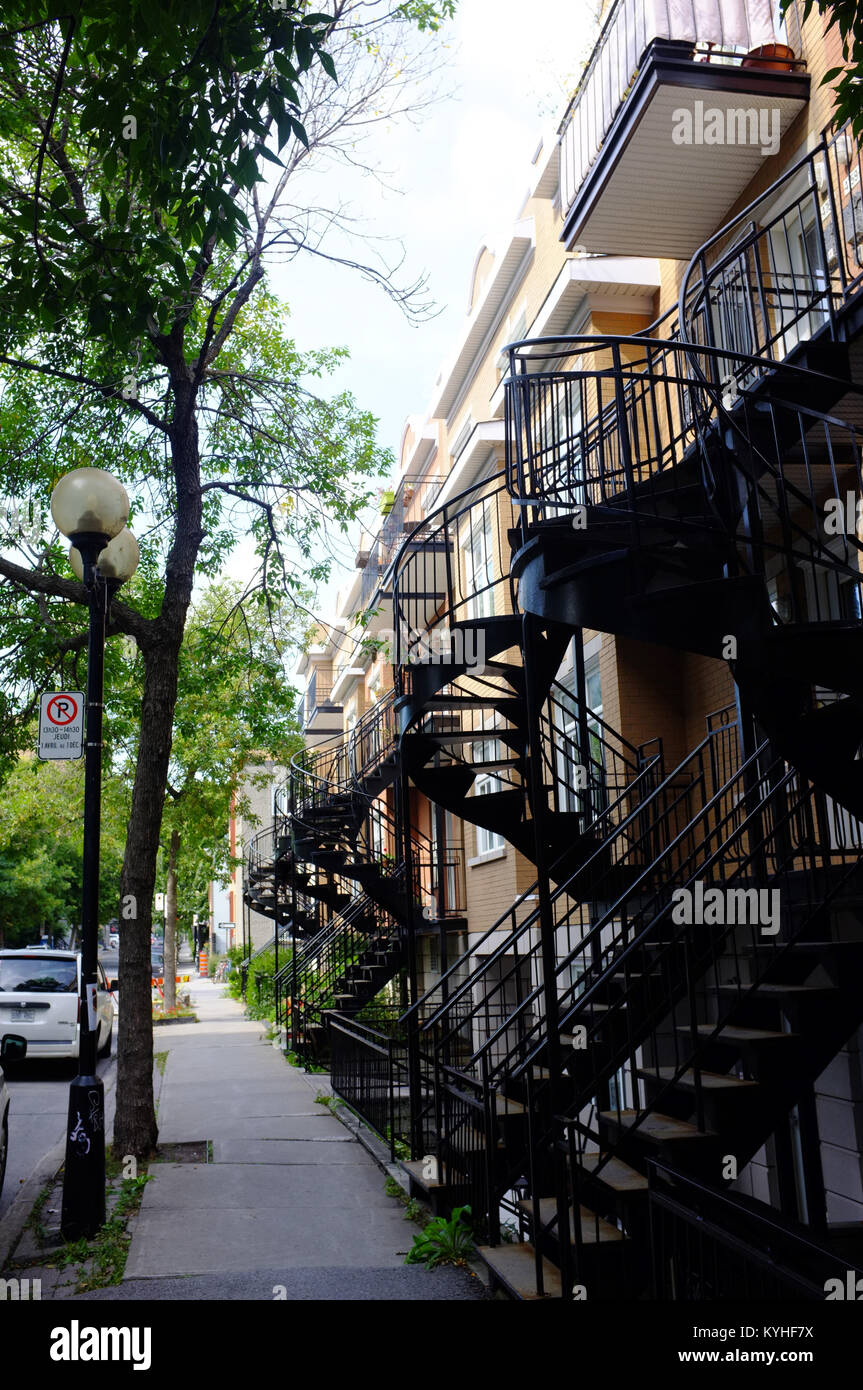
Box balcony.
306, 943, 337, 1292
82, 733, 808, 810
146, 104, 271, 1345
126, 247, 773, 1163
303, 669, 343, 742
558, 0, 809, 258
358, 472, 446, 614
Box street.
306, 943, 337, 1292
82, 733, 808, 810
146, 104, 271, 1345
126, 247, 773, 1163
1, 943, 198, 1219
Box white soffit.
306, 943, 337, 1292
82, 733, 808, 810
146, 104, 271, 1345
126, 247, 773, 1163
436, 421, 506, 509
576, 86, 807, 258
429, 219, 536, 421
528, 257, 662, 341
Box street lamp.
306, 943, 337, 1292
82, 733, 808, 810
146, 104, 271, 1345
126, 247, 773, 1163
51, 467, 139, 1240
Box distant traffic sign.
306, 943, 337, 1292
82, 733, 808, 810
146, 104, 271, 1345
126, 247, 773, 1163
38, 691, 84, 760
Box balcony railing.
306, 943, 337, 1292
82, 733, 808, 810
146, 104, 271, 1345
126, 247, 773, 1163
558, 0, 792, 220
648, 1161, 863, 1300
359, 472, 445, 612
304, 670, 337, 727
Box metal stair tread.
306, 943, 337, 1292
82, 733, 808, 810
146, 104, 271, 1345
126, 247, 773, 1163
640, 1067, 759, 1090
577, 1154, 649, 1192
516, 1197, 624, 1243
401, 1158, 451, 1191
696, 1023, 799, 1042
475, 1243, 562, 1300
715, 983, 838, 997
599, 1110, 716, 1141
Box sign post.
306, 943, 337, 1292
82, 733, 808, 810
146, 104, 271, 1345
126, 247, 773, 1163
38, 692, 84, 761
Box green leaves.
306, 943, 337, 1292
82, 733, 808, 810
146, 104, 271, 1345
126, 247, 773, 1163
0, 1, 342, 353
783, 1, 863, 137
404, 1206, 474, 1268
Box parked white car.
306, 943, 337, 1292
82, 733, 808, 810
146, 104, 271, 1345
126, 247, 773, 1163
0, 1034, 28, 1197
0, 951, 114, 1062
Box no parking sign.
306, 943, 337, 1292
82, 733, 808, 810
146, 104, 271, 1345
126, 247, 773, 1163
37, 691, 84, 760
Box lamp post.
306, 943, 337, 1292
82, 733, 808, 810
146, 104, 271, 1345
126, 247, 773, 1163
51, 467, 139, 1240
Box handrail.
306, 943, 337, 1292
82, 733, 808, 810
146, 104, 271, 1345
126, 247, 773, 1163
420, 718, 735, 1046
400, 738, 665, 1029
678, 121, 863, 368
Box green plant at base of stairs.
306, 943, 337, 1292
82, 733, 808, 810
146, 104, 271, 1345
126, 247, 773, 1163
405, 1205, 474, 1269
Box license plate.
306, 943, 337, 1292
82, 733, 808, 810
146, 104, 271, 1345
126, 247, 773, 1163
10, 1008, 35, 1022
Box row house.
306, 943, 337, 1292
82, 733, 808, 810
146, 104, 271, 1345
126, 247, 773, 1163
243, 0, 863, 1300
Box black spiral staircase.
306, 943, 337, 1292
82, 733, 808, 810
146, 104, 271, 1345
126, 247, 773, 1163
384, 124, 863, 1298
243, 121, 863, 1298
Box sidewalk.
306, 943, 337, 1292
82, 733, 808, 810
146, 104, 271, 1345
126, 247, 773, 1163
74, 978, 486, 1301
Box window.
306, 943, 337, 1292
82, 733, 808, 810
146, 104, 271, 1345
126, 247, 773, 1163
473, 736, 505, 856
539, 372, 586, 514
463, 499, 495, 620
555, 653, 604, 819
497, 307, 527, 381
0, 956, 77, 993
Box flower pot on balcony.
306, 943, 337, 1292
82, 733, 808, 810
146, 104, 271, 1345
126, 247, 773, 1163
741, 43, 796, 71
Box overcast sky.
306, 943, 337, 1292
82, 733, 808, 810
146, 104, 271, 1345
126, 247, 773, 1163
220, 0, 600, 615
270, 0, 599, 466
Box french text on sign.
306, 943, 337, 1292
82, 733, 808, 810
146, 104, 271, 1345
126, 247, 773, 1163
37, 691, 85, 761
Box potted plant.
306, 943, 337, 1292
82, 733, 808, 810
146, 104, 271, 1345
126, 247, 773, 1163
742, 43, 796, 71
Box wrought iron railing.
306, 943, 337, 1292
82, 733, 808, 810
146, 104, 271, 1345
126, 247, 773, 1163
648, 1160, 863, 1300
680, 123, 863, 386
557, 0, 793, 218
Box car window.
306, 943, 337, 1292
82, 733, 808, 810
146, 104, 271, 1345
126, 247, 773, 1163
0, 957, 78, 993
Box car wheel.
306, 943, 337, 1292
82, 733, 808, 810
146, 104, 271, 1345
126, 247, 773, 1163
98, 1021, 112, 1059
0, 1112, 8, 1198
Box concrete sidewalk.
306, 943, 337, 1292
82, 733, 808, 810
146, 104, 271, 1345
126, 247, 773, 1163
79, 978, 485, 1301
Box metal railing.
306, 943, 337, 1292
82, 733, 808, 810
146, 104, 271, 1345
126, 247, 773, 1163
680, 123, 863, 386
649, 1160, 863, 1300
304, 670, 337, 726
558, 0, 793, 217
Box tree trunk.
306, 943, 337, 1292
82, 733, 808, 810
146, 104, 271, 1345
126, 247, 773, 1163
164, 828, 180, 1012
113, 640, 181, 1158
113, 378, 202, 1160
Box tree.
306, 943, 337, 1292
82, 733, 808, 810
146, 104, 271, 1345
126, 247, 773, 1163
0, 754, 128, 947
785, 1, 863, 136
0, 0, 455, 1157
150, 583, 303, 1008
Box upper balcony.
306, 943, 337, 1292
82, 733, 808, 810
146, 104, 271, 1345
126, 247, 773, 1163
558, 0, 809, 259
358, 471, 446, 615
303, 667, 343, 744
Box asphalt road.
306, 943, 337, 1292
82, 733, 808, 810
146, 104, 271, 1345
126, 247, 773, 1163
0, 946, 122, 1220
0, 940, 195, 1220
0, 1034, 116, 1221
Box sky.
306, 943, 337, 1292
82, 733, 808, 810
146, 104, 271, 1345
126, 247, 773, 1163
254, 0, 600, 604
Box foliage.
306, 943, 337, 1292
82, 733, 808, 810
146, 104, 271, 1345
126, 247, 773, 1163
404, 1205, 474, 1268
0, 755, 127, 944
0, 0, 457, 1160
240, 945, 286, 1021
786, 1, 863, 136
53, 1174, 152, 1291
0, 1, 336, 350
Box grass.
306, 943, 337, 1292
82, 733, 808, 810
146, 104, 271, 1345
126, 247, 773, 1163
154, 1050, 168, 1077
384, 1176, 428, 1227
152, 1005, 197, 1023
24, 1179, 53, 1244
52, 1174, 152, 1292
